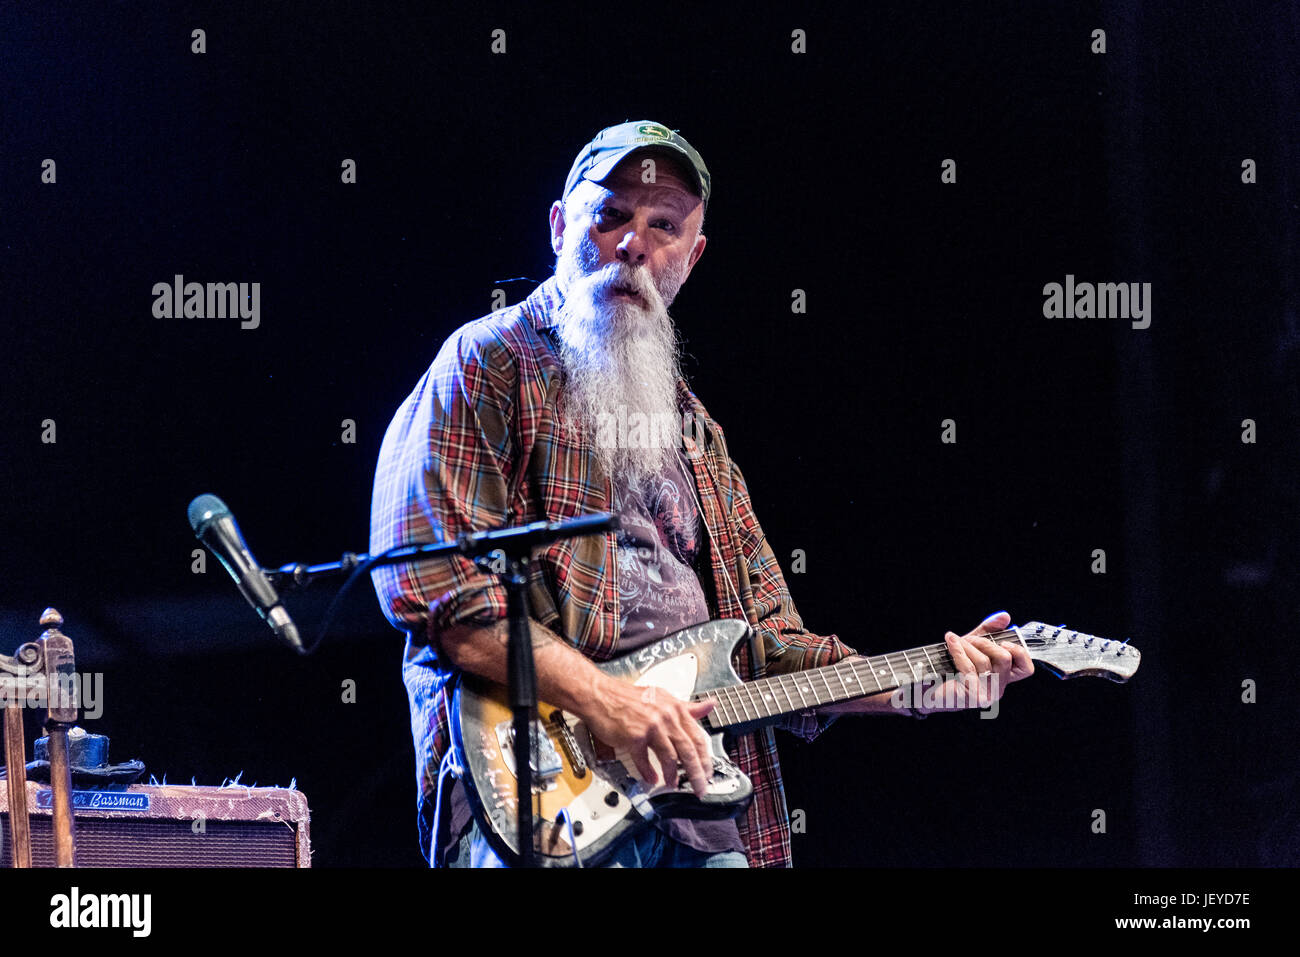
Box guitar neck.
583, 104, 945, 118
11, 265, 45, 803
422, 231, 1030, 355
694, 629, 1022, 731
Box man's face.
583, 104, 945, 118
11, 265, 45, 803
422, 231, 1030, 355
548, 151, 708, 490
550, 152, 707, 310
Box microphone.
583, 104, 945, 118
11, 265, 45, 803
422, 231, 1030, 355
187, 494, 304, 653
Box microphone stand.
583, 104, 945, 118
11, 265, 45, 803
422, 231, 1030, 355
264, 512, 620, 869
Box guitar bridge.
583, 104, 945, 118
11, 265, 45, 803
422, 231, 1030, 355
496, 720, 564, 786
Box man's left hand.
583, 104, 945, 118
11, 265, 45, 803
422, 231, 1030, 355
914, 611, 1034, 714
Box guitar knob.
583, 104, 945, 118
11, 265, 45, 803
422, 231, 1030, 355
605, 791, 619, 807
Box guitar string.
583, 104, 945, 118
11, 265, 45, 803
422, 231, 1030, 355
707, 624, 1123, 722
697, 630, 1027, 719
696, 631, 1115, 725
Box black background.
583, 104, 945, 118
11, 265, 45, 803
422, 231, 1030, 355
2, 1, 1296, 868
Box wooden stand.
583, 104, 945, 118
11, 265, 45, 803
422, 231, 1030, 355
1, 608, 79, 867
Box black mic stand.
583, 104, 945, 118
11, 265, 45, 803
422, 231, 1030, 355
264, 512, 620, 868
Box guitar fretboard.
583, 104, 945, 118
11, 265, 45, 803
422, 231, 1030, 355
693, 629, 1020, 730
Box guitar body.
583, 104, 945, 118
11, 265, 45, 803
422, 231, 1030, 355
450, 619, 756, 867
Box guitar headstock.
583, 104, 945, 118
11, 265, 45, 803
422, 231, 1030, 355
1014, 622, 1141, 682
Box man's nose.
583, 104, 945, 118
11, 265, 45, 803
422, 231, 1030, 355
615, 226, 647, 263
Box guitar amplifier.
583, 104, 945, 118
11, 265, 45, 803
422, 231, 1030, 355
1, 781, 311, 867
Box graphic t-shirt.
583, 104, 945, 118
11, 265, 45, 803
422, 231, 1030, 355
608, 453, 743, 855
610, 457, 712, 651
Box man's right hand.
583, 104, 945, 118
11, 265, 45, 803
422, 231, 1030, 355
439, 619, 717, 799
584, 676, 716, 799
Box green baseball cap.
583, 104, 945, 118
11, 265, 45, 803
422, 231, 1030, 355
563, 120, 711, 207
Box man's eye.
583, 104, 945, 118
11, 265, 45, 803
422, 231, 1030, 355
598, 207, 626, 221
653, 220, 677, 232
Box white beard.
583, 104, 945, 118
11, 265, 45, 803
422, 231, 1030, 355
553, 236, 689, 494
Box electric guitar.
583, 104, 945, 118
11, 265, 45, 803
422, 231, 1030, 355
451, 619, 1141, 867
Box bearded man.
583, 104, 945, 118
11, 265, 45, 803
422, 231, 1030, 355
368, 121, 1033, 868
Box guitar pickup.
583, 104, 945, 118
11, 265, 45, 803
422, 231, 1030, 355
496, 720, 564, 783
549, 710, 587, 778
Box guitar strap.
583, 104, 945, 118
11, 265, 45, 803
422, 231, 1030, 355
693, 521, 767, 677
677, 427, 768, 676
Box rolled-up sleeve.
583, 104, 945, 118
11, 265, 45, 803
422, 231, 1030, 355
369, 323, 518, 647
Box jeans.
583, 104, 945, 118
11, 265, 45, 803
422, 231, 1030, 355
444, 818, 749, 868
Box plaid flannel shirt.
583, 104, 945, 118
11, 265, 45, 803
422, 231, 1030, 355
369, 276, 857, 867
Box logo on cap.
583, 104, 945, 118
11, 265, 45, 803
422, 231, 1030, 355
636, 124, 672, 139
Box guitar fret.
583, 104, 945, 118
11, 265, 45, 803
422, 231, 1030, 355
779, 675, 797, 713
816, 669, 833, 704
714, 686, 737, 726
900, 649, 924, 684
882, 653, 902, 689
852, 657, 881, 694
792, 676, 809, 708
858, 659, 875, 693
710, 639, 988, 731
920, 646, 940, 679
834, 664, 852, 699
722, 685, 746, 724
734, 684, 753, 724
733, 683, 755, 723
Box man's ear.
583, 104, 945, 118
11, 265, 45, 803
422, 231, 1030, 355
683, 230, 707, 282
549, 200, 566, 257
